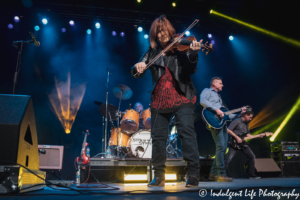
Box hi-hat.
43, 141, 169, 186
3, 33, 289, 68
112, 84, 133, 100
99, 104, 118, 120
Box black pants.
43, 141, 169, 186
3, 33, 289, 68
151, 107, 200, 177
225, 145, 256, 175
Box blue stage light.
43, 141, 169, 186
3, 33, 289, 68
208, 33, 212, 38
211, 40, 215, 45
87, 29, 92, 34
14, 16, 20, 22
95, 23, 101, 29
229, 35, 234, 40
138, 27, 143, 32
69, 20, 75, 26
144, 34, 149, 39
8, 24, 13, 29
42, 18, 48, 25
112, 31, 117, 36
185, 31, 190, 36
120, 32, 125, 37
34, 25, 40, 31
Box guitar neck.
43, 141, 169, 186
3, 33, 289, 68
224, 108, 241, 115
81, 134, 87, 154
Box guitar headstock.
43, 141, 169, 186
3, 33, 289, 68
201, 41, 214, 55
83, 130, 90, 135
242, 105, 252, 112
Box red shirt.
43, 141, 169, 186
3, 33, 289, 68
150, 66, 196, 113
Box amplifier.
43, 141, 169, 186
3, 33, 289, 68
280, 161, 300, 177
271, 151, 300, 161
271, 141, 299, 152
0, 165, 45, 194
38, 145, 64, 170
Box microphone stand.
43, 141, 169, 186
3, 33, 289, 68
104, 69, 110, 157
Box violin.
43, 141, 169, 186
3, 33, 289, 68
166, 33, 214, 55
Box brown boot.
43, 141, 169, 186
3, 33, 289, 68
217, 175, 233, 182
147, 176, 165, 187
208, 174, 218, 181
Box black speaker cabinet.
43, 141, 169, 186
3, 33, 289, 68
0, 94, 39, 170
280, 161, 300, 177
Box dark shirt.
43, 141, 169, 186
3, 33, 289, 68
228, 118, 249, 135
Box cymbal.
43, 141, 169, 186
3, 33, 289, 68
94, 101, 104, 106
99, 104, 118, 120
112, 84, 133, 100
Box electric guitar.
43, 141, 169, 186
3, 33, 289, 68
76, 130, 90, 165
229, 132, 273, 150
202, 106, 252, 129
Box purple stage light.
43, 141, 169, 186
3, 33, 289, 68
211, 40, 215, 45
120, 32, 125, 37
112, 31, 117, 36
61, 28, 66, 33
14, 16, 20, 22
8, 24, 13, 29
69, 20, 75, 26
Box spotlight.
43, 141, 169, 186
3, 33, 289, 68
185, 31, 190, 36
211, 40, 215, 45
120, 32, 125, 37
69, 20, 75, 26
137, 0, 141, 2
210, 10, 213, 14
208, 33, 212, 38
87, 29, 92, 34
34, 25, 40, 31
229, 35, 234, 40
42, 18, 48, 25
138, 27, 143, 32
172, 2, 176, 7
95, 22, 101, 29
144, 34, 149, 39
61, 28, 66, 33
14, 16, 20, 22
112, 31, 117, 36
8, 24, 13, 29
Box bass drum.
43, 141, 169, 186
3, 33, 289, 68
127, 129, 152, 158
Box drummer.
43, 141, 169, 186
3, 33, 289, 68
134, 102, 146, 130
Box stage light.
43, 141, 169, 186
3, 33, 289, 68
124, 174, 147, 181
61, 28, 66, 33
172, 2, 176, 7
185, 31, 190, 36
270, 96, 300, 141
14, 16, 20, 22
137, 0, 141, 2
8, 24, 13, 29
120, 32, 125, 37
165, 174, 177, 180
210, 10, 213, 14
95, 22, 101, 29
210, 10, 300, 48
69, 20, 75, 26
42, 18, 48, 25
229, 35, 234, 40
138, 27, 143, 32
144, 34, 149, 39
112, 31, 117, 36
34, 25, 40, 31
208, 33, 212, 38
211, 40, 215, 45
87, 29, 92, 34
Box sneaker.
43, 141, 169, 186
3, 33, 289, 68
147, 176, 165, 187
249, 174, 261, 179
217, 175, 233, 182
208, 174, 218, 181
185, 176, 199, 187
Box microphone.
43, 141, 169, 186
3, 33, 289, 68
129, 103, 131, 109
107, 68, 112, 74
29, 32, 40, 47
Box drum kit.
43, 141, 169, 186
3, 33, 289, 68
95, 83, 181, 159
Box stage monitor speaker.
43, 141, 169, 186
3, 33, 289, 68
0, 94, 39, 170
38, 145, 64, 170
254, 158, 281, 177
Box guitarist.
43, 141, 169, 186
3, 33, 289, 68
200, 77, 246, 182
225, 110, 263, 179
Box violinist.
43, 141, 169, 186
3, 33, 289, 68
131, 15, 203, 187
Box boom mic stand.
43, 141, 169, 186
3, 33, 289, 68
104, 69, 111, 157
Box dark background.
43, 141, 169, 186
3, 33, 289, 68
1, 0, 300, 179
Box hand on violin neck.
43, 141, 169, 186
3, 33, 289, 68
189, 39, 203, 56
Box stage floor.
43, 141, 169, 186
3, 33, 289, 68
1, 177, 300, 200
